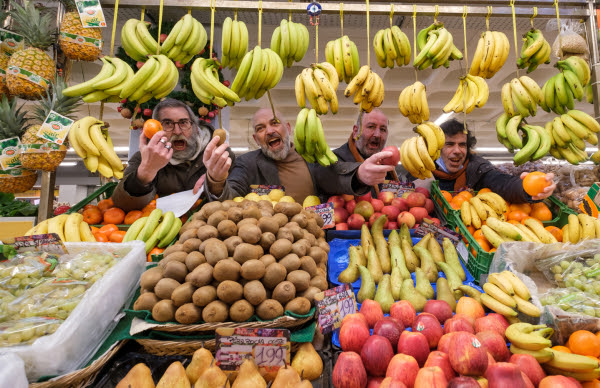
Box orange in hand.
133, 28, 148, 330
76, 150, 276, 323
143, 119, 162, 139
523, 171, 550, 196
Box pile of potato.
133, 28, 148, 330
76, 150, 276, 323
133, 199, 330, 324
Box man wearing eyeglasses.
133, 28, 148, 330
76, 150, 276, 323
112, 99, 232, 212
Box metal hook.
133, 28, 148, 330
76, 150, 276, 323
462, 5, 467, 19
413, 4, 417, 18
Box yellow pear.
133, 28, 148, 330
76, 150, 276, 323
116, 363, 155, 388
194, 362, 230, 388
231, 358, 266, 388
156, 361, 191, 388
186, 348, 214, 384
292, 380, 313, 388
291, 343, 323, 381
271, 364, 301, 388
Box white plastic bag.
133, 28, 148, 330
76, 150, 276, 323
547, 19, 589, 61
0, 353, 27, 388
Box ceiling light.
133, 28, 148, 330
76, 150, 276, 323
60, 162, 77, 167
434, 112, 453, 126
474, 147, 512, 152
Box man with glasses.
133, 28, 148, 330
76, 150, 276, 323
112, 99, 233, 211
198, 108, 395, 203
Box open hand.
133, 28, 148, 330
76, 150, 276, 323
137, 130, 173, 184
357, 150, 396, 186
203, 136, 232, 183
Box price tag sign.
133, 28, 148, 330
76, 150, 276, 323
215, 328, 290, 372
249, 184, 285, 196
14, 234, 68, 255
36, 111, 75, 145
381, 180, 415, 197
306, 202, 335, 229
0, 137, 22, 170
75, 0, 107, 27
414, 221, 460, 246
0, 28, 25, 54
314, 284, 357, 334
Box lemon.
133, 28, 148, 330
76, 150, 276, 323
260, 195, 271, 202
245, 192, 260, 201
233, 197, 244, 202
271, 201, 278, 206
268, 189, 285, 202
302, 195, 320, 208
279, 196, 296, 203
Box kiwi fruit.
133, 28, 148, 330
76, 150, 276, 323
171, 282, 197, 307
202, 300, 229, 322
207, 210, 228, 228
140, 267, 163, 291
258, 217, 280, 234
284, 297, 311, 315
269, 239, 293, 259
186, 251, 206, 271
224, 236, 243, 256
276, 228, 294, 243
213, 128, 227, 145
291, 213, 308, 228
300, 256, 318, 277
237, 217, 259, 227
285, 222, 304, 240
259, 254, 276, 268
262, 262, 287, 289
242, 206, 262, 220
204, 239, 228, 265
274, 202, 303, 218
175, 303, 203, 324
152, 299, 176, 322
308, 246, 327, 265
259, 232, 276, 250
233, 243, 263, 264
200, 201, 224, 219
238, 224, 262, 244
303, 231, 317, 246
279, 253, 301, 273
243, 280, 267, 306
163, 244, 184, 257
180, 220, 205, 235
227, 206, 244, 223
310, 275, 328, 291
163, 251, 187, 266
272, 281, 296, 305
301, 286, 321, 306
179, 229, 198, 244
272, 213, 289, 227
230, 300, 255, 322
213, 259, 241, 282
256, 299, 284, 321
134, 292, 160, 311
260, 208, 274, 218
286, 270, 311, 292
192, 285, 217, 307
217, 219, 238, 239
240, 259, 266, 280
291, 241, 307, 257
154, 278, 181, 300
196, 225, 219, 241
163, 261, 188, 283
187, 263, 213, 287
216, 280, 244, 304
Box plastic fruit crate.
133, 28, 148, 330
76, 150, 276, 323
67, 182, 118, 214
431, 180, 461, 223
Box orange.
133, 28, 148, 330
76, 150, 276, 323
440, 190, 452, 203
109, 230, 127, 243
450, 197, 466, 210
545, 226, 563, 242
478, 188, 492, 194
147, 247, 165, 262
523, 171, 550, 196
82, 207, 102, 225
97, 198, 114, 213
552, 345, 572, 353
489, 248, 496, 253
90, 226, 99, 234
509, 203, 532, 214
531, 203, 553, 221
98, 224, 119, 237
142, 208, 154, 217
124, 210, 143, 225
475, 237, 491, 252
455, 191, 473, 200
568, 330, 600, 357
143, 119, 163, 139
83, 204, 98, 211
507, 220, 520, 225
508, 210, 528, 222
583, 380, 600, 388
103, 207, 126, 225
472, 229, 484, 239
93, 232, 108, 242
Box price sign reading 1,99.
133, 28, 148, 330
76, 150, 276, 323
306, 202, 335, 229
314, 284, 357, 334
254, 345, 286, 366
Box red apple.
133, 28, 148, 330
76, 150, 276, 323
448, 377, 480, 388
339, 320, 370, 353
448, 332, 488, 376
387, 222, 398, 230
378, 191, 396, 205
402, 191, 412, 199
359, 299, 384, 329
424, 351, 456, 382
423, 300, 453, 325
397, 212, 416, 228
373, 317, 404, 352
381, 146, 400, 166
382, 205, 400, 222
521, 372, 534, 388
423, 217, 441, 226
345, 199, 357, 214
361, 335, 394, 377
424, 198, 434, 213
354, 201, 374, 219
476, 331, 510, 362
379, 377, 407, 388
415, 187, 430, 198
347, 214, 366, 230
437, 332, 457, 354
484, 362, 527, 388
342, 194, 354, 202
475, 314, 509, 340
391, 197, 408, 212
509, 354, 546, 387
335, 207, 349, 224
136, 61, 144, 69
222, 80, 231, 87
414, 366, 448, 388
412, 312, 443, 349
143, 108, 152, 117
386, 354, 419, 388
336, 223, 349, 230
487, 352, 496, 367
368, 377, 385, 388
369, 213, 386, 228
409, 207, 429, 224
454, 312, 476, 327
390, 300, 416, 328
328, 195, 346, 209
341, 313, 369, 328
333, 352, 368, 388
539, 376, 582, 388
406, 192, 426, 208
371, 199, 384, 212
356, 192, 372, 202
159, 33, 168, 42
396, 330, 430, 367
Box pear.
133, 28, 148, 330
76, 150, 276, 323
186, 348, 214, 384
367, 245, 383, 283
428, 237, 445, 263
291, 343, 323, 381
371, 215, 391, 273
401, 239, 419, 272
414, 267, 435, 299
414, 233, 432, 249
400, 278, 427, 312
388, 230, 411, 279
437, 262, 463, 299
361, 224, 374, 258
390, 266, 403, 301
374, 274, 394, 313
271, 364, 301, 388
356, 246, 367, 266
116, 363, 155, 388
156, 361, 190, 388
436, 277, 457, 311
195, 362, 230, 388
400, 223, 413, 247
338, 246, 360, 284
357, 265, 375, 302
292, 381, 313, 388
231, 358, 266, 388
414, 246, 438, 282
443, 238, 467, 281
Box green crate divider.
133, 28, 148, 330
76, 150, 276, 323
67, 182, 118, 214
431, 180, 460, 222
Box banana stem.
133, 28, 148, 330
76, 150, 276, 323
267, 90, 280, 124
99, 101, 104, 121
218, 108, 222, 129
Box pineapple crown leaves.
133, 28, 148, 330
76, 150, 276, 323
31, 76, 83, 124
10, 1, 57, 50
0, 95, 29, 140
56, 0, 78, 12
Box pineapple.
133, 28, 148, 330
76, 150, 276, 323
58, 0, 103, 61
0, 53, 10, 98
21, 77, 82, 171
6, 2, 56, 100
0, 96, 38, 194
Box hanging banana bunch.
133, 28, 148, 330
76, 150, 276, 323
294, 108, 338, 167
443, 75, 489, 114
325, 36, 360, 83
221, 17, 249, 69
271, 19, 310, 67
517, 29, 551, 73
500, 76, 543, 118
398, 81, 429, 124
295, 62, 339, 115
399, 122, 445, 179
414, 22, 463, 70
541, 56, 591, 114
373, 26, 411, 68
469, 31, 510, 78
344, 66, 384, 113
160, 14, 207, 65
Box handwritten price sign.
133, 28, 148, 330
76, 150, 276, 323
250, 184, 285, 196
414, 221, 460, 246
381, 180, 415, 197
314, 284, 357, 334
306, 202, 335, 229
215, 328, 290, 371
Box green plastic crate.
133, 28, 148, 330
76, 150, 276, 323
67, 182, 118, 214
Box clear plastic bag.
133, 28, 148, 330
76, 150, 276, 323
0, 317, 62, 347
539, 287, 600, 318
0, 353, 27, 388
0, 251, 59, 295
52, 250, 118, 284
547, 19, 590, 61
535, 250, 600, 294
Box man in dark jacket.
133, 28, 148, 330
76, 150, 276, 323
434, 118, 555, 203
112, 99, 233, 212
198, 108, 395, 202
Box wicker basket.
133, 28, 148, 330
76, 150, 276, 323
0, 169, 38, 193
28, 340, 126, 388
150, 314, 314, 333
136, 339, 304, 356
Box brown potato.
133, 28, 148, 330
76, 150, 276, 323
300, 256, 318, 277
240, 259, 266, 280
152, 299, 176, 322
227, 206, 243, 223
269, 239, 292, 259
230, 300, 254, 322
274, 202, 303, 218
301, 286, 321, 306
163, 244, 185, 257
163, 261, 188, 283
224, 236, 243, 256
175, 303, 202, 324
200, 202, 224, 219
256, 299, 284, 320
204, 239, 228, 266
238, 224, 262, 244
237, 218, 258, 228
178, 229, 198, 244
262, 262, 287, 289
257, 199, 273, 209
272, 213, 289, 227
171, 282, 197, 307
213, 259, 241, 282
202, 300, 229, 322
308, 246, 328, 265
207, 210, 228, 228
233, 243, 263, 264
186, 251, 206, 271
285, 297, 311, 315
260, 208, 274, 218
191, 211, 206, 221
221, 200, 238, 210
196, 225, 219, 241
134, 292, 159, 311
291, 213, 308, 228
187, 263, 213, 287
192, 285, 217, 307
259, 232, 276, 250
279, 253, 301, 273
316, 267, 327, 278
310, 275, 328, 291
244, 280, 267, 306
314, 213, 325, 228
306, 218, 321, 238
183, 238, 202, 253
140, 267, 163, 291
154, 278, 181, 299
287, 270, 311, 292
276, 228, 294, 243
217, 220, 238, 239
258, 217, 280, 234
291, 241, 307, 257
272, 281, 296, 304
217, 280, 244, 304
303, 231, 317, 246
242, 206, 262, 220
317, 239, 330, 253
259, 254, 276, 268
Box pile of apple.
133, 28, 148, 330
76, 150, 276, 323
329, 188, 439, 231
333, 298, 575, 388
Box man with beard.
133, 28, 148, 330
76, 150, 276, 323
112, 99, 232, 212
434, 118, 555, 202
198, 108, 395, 203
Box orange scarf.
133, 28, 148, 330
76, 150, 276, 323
432, 159, 469, 191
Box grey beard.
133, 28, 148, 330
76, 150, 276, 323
355, 137, 382, 158
260, 137, 291, 161
171, 133, 198, 160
